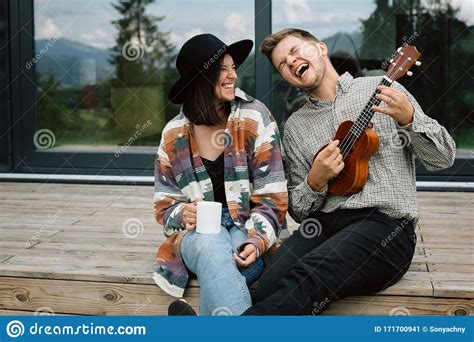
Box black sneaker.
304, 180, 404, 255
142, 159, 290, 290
168, 299, 197, 316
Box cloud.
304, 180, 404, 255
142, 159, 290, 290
36, 18, 61, 39
283, 0, 312, 24
169, 28, 205, 47
79, 29, 111, 49
223, 14, 251, 42
445, 0, 473, 24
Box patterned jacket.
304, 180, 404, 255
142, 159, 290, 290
153, 88, 288, 298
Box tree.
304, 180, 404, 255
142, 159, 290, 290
110, 0, 174, 87
359, 0, 473, 147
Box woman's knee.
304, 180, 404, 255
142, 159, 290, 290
181, 231, 233, 268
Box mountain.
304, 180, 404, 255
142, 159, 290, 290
324, 31, 363, 57
34, 38, 114, 86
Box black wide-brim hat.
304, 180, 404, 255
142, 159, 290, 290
168, 33, 253, 104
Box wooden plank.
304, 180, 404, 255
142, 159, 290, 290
424, 248, 473, 256
0, 248, 154, 260
378, 279, 433, 297
323, 296, 473, 316
0, 265, 155, 285
2, 241, 156, 254
419, 219, 474, 226
1, 276, 470, 317
408, 262, 428, 272
2, 254, 155, 274
433, 282, 474, 299
417, 236, 473, 245
0, 255, 15, 263
417, 241, 474, 249
0, 309, 75, 316
0, 276, 200, 315
413, 254, 473, 265
0, 231, 160, 247
428, 263, 474, 273
0, 184, 472, 317
418, 228, 473, 237
402, 271, 474, 282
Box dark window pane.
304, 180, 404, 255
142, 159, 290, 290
33, 0, 255, 153
272, 0, 473, 156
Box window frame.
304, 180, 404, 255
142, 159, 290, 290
5, 0, 473, 181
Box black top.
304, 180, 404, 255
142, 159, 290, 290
201, 152, 228, 208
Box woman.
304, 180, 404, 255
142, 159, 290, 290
153, 34, 288, 316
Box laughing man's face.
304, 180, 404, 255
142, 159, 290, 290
271, 35, 327, 93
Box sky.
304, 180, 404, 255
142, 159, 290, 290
34, 0, 473, 49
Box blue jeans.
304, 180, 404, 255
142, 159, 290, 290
180, 209, 265, 315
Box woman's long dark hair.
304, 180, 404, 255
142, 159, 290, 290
182, 56, 231, 126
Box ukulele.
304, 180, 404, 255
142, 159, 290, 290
317, 45, 421, 196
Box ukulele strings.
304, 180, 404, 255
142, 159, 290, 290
338, 54, 410, 159
339, 86, 387, 158
339, 89, 386, 158
339, 55, 409, 157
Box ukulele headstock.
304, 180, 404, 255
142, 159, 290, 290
386, 45, 421, 81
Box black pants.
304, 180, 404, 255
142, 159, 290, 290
244, 208, 416, 315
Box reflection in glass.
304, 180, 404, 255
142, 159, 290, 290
33, 0, 255, 152
272, 0, 473, 155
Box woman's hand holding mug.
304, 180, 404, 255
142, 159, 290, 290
182, 202, 198, 230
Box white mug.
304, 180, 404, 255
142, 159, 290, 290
195, 201, 222, 234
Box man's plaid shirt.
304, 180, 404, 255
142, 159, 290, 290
283, 72, 456, 223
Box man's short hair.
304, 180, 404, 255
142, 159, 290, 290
260, 28, 320, 64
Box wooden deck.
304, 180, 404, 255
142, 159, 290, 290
0, 182, 472, 316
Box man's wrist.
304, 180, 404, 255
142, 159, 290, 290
307, 176, 328, 193
397, 105, 415, 126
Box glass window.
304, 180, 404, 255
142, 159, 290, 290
272, 0, 473, 156
33, 0, 255, 153
0, 0, 8, 169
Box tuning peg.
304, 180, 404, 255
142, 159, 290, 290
415, 61, 421, 66
389, 59, 394, 63
406, 71, 413, 76
397, 47, 402, 52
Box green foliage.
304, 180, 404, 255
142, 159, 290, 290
110, 0, 175, 87
37, 73, 68, 132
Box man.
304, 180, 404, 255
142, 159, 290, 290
241, 28, 455, 315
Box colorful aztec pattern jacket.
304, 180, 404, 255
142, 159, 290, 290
153, 88, 288, 298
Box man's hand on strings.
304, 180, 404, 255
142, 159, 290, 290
307, 139, 344, 192
373, 85, 414, 126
